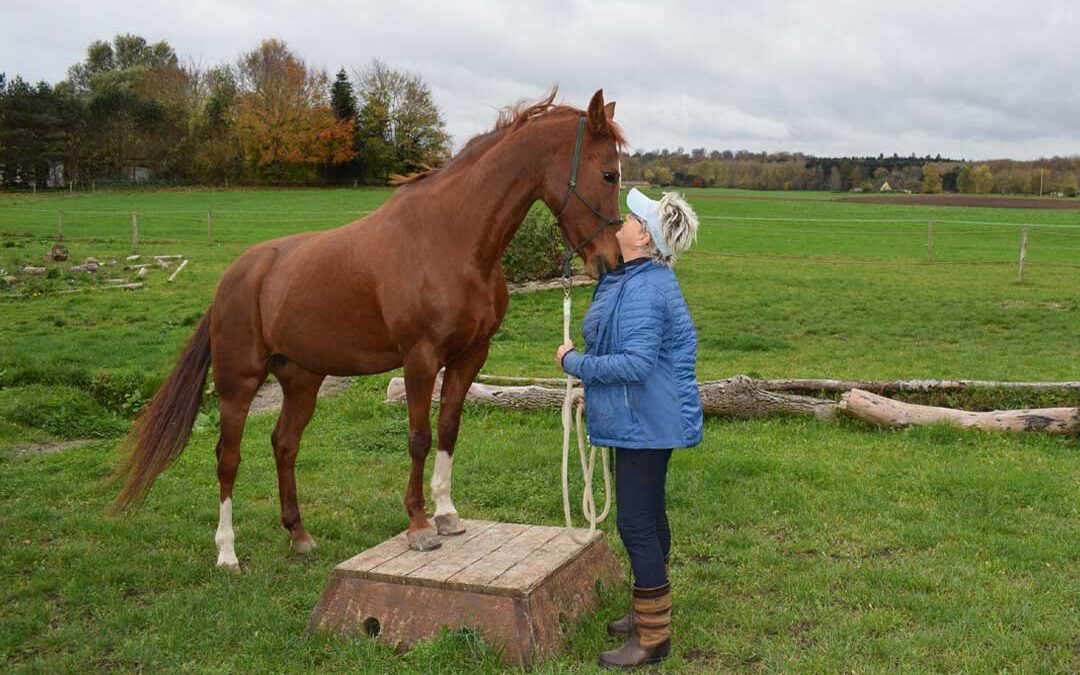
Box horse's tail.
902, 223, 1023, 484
109, 309, 213, 513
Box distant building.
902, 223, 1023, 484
879, 181, 892, 192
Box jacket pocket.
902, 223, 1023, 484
624, 384, 640, 427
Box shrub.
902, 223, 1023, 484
88, 368, 164, 415
0, 385, 128, 439
501, 203, 564, 283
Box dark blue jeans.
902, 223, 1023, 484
614, 448, 672, 589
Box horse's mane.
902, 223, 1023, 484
390, 87, 626, 186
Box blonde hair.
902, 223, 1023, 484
642, 192, 699, 266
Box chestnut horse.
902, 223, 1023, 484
110, 89, 626, 570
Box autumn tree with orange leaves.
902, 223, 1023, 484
232, 39, 355, 181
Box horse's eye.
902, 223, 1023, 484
602, 171, 620, 184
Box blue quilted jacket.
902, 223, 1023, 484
561, 259, 703, 449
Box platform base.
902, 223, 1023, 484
308, 520, 622, 667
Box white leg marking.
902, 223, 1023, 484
431, 450, 457, 518
215, 498, 239, 570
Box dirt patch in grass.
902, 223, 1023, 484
9, 377, 355, 455
684, 647, 721, 665
842, 195, 1080, 209
10, 439, 97, 456
249, 375, 355, 415
999, 300, 1070, 310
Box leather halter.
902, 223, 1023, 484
555, 116, 624, 277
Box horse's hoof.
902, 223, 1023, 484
217, 557, 241, 575
407, 526, 442, 551
292, 536, 317, 554
435, 513, 466, 536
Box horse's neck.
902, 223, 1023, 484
405, 127, 556, 273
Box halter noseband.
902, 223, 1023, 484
555, 116, 624, 277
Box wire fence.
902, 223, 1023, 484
1, 206, 1078, 273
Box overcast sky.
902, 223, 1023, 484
3, 0, 1078, 160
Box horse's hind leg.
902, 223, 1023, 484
213, 367, 267, 573
269, 359, 324, 553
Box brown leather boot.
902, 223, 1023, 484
598, 584, 671, 669
607, 557, 669, 637
606, 605, 635, 636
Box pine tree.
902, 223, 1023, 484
330, 69, 357, 121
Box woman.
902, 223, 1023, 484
557, 187, 703, 668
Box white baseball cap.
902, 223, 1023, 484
626, 188, 672, 257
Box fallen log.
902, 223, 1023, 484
472, 374, 1080, 395
506, 274, 595, 295
3, 282, 146, 299
387, 377, 568, 411
839, 388, 1080, 435
386, 374, 838, 420
167, 259, 189, 283
699, 375, 837, 420
476, 373, 572, 386
754, 378, 1080, 395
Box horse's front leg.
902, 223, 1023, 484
433, 340, 491, 536
403, 345, 441, 551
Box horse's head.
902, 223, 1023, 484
544, 89, 625, 279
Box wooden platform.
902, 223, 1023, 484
308, 520, 622, 666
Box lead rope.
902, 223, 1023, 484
555, 115, 619, 544
561, 274, 612, 544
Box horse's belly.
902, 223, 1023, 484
266, 305, 402, 375
288, 348, 403, 377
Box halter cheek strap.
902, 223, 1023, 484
555, 116, 624, 278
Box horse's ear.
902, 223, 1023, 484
587, 89, 611, 135
604, 101, 616, 119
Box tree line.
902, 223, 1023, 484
0, 35, 451, 187
2, 35, 1078, 195
620, 149, 1080, 196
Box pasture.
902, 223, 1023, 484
2, 187, 1079, 672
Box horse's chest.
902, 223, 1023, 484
454, 287, 505, 334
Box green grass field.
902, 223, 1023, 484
2, 188, 1079, 672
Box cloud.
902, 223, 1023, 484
1, 0, 1077, 159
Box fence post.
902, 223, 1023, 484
927, 221, 933, 262
58, 211, 64, 242
1018, 228, 1028, 282
132, 211, 139, 253
207, 208, 213, 243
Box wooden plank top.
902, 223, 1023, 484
334, 520, 605, 597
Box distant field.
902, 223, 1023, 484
1, 186, 1078, 434
844, 194, 1080, 209
2, 187, 1079, 672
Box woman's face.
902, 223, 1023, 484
616, 212, 652, 259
